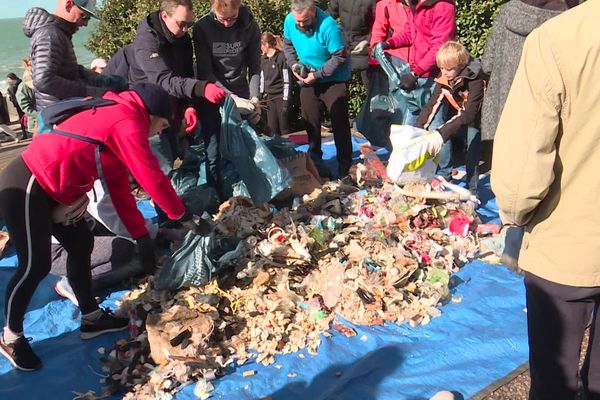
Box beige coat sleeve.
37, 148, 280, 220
490, 26, 565, 226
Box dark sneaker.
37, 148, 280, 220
0, 335, 42, 371
80, 308, 129, 340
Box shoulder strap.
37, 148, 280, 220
51, 129, 106, 149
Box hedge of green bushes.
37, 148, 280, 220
88, 0, 504, 120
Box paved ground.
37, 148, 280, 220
0, 138, 29, 172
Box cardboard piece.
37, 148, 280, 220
276, 153, 322, 199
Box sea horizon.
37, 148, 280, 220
0, 16, 97, 94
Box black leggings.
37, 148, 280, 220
0, 156, 98, 333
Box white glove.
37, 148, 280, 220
426, 131, 444, 155
230, 94, 256, 114
351, 40, 370, 55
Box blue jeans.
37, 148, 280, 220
403, 77, 438, 126
437, 126, 481, 195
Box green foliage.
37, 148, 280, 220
87, 0, 503, 122
348, 71, 366, 119
456, 0, 504, 57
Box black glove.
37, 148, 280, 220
136, 234, 157, 273
399, 72, 419, 91
292, 63, 310, 79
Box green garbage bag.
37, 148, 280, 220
354, 43, 435, 147
220, 96, 292, 205
156, 218, 217, 290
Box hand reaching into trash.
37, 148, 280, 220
136, 234, 157, 273
183, 107, 197, 134
425, 131, 444, 155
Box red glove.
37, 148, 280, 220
184, 107, 198, 134
203, 82, 226, 104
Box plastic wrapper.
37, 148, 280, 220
387, 125, 439, 184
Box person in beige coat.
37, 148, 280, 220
491, 1, 598, 398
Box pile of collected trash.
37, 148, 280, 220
93, 170, 484, 399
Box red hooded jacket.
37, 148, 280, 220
21, 90, 185, 239
387, 0, 456, 77
370, 0, 411, 65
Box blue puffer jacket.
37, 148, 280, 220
23, 7, 107, 110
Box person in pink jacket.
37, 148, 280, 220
380, 0, 456, 124
0, 83, 185, 372
369, 0, 410, 65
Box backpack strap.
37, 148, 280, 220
51, 128, 110, 202
51, 129, 106, 150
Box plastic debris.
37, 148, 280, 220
94, 170, 487, 398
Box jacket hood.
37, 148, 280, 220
458, 57, 482, 80
103, 90, 150, 124
141, 11, 178, 43
23, 7, 78, 38
503, 0, 564, 36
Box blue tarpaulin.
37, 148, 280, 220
0, 142, 524, 400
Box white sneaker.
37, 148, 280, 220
430, 391, 455, 400
54, 276, 79, 306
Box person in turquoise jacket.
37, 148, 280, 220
283, 0, 353, 179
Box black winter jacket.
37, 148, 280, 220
328, 0, 377, 48
129, 11, 203, 101
260, 51, 290, 101
416, 58, 487, 140
23, 7, 106, 110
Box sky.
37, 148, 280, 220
0, 0, 103, 19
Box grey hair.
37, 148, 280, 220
291, 0, 314, 12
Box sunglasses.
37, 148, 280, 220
75, 6, 92, 21
173, 18, 194, 30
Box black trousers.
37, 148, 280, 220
195, 98, 222, 190
265, 93, 290, 136
525, 271, 600, 399
299, 81, 352, 176
0, 156, 98, 333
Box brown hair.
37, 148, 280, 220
211, 0, 241, 15
436, 41, 470, 70
261, 32, 283, 51
160, 0, 193, 15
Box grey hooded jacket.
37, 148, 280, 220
23, 7, 106, 110
480, 0, 564, 140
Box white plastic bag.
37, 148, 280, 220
386, 125, 439, 183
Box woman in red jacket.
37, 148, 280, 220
0, 83, 185, 372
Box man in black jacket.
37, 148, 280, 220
192, 0, 262, 194
328, 0, 377, 88
129, 0, 226, 173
